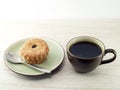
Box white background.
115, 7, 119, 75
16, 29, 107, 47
0, 0, 120, 20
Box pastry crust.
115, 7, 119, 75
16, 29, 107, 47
19, 38, 49, 64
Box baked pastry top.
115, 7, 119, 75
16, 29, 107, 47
19, 38, 49, 64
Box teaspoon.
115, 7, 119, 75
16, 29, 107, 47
6, 52, 51, 73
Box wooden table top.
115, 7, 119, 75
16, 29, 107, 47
0, 19, 120, 90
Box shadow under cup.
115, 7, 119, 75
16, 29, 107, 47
66, 36, 117, 73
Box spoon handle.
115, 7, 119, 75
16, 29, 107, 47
23, 62, 51, 73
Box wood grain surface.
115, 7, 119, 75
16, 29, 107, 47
0, 19, 120, 90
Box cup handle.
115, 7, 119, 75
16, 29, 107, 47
100, 49, 117, 65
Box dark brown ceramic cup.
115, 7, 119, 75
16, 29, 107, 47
66, 36, 117, 73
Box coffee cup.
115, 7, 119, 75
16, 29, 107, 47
66, 36, 117, 73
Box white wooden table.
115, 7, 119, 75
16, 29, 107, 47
0, 19, 120, 90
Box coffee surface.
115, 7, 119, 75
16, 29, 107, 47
70, 42, 102, 58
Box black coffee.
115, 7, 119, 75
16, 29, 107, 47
70, 42, 102, 58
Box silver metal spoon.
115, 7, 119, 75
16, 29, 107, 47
6, 52, 51, 73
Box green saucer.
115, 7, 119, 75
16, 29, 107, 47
4, 37, 64, 76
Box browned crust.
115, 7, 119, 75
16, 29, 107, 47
19, 38, 49, 64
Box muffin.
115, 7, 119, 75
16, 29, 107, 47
19, 38, 49, 64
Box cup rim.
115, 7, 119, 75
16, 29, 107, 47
66, 36, 105, 60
